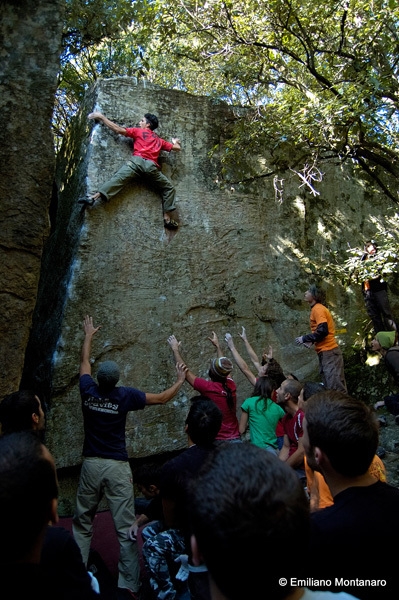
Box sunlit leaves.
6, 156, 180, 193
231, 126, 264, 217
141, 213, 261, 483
324, 210, 399, 286
55, 0, 399, 203
141, 0, 399, 200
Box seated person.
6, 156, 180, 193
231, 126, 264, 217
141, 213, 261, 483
129, 463, 163, 542
142, 396, 222, 600
0, 431, 99, 599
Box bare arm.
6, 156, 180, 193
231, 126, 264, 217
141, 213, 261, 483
145, 362, 187, 405
225, 333, 256, 386
239, 410, 249, 435
88, 111, 127, 136
239, 327, 262, 371
128, 513, 150, 540
208, 331, 223, 358
278, 434, 290, 462
80, 316, 101, 376
285, 437, 305, 469
261, 346, 274, 366
167, 335, 197, 386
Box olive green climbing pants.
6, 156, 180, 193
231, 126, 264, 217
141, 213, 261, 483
99, 156, 176, 212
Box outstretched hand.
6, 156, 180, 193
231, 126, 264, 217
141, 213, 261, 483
239, 326, 247, 342
88, 111, 102, 121
167, 335, 181, 351
262, 346, 273, 361
83, 315, 101, 337
208, 331, 220, 348
175, 362, 188, 382
295, 336, 313, 348
225, 332, 234, 348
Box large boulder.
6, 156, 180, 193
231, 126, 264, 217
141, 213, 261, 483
0, 0, 64, 397
22, 78, 398, 512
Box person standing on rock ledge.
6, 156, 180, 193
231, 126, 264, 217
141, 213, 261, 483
295, 284, 347, 393
82, 111, 181, 230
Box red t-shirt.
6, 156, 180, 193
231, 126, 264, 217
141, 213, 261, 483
193, 377, 240, 440
281, 408, 304, 457
272, 388, 285, 437
125, 127, 174, 168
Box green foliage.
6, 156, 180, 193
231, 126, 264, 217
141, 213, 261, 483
323, 210, 399, 286
54, 0, 153, 148
343, 344, 392, 406
142, 0, 399, 200
62, 0, 142, 58
55, 0, 399, 203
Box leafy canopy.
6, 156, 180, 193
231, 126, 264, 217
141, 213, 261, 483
55, 0, 152, 145
57, 0, 399, 203
143, 0, 399, 201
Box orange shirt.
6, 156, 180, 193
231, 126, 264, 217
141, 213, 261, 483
309, 303, 338, 353
305, 455, 386, 512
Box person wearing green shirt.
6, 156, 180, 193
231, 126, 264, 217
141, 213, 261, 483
240, 376, 285, 453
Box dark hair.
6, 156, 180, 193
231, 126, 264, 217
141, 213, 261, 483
185, 396, 222, 447
134, 463, 162, 489
260, 358, 285, 390
251, 377, 274, 412
301, 381, 325, 402
208, 369, 235, 411
188, 444, 309, 599
308, 284, 325, 305
269, 371, 286, 389
97, 361, 120, 392
364, 240, 377, 252
265, 358, 286, 389
0, 432, 58, 561
305, 391, 379, 476
282, 378, 303, 401
144, 113, 159, 130
0, 390, 42, 434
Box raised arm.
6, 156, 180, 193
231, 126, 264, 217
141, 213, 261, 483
88, 111, 127, 136
208, 331, 223, 358
224, 333, 256, 386
167, 335, 197, 386
261, 346, 273, 365
80, 316, 101, 376
145, 362, 188, 405
239, 327, 262, 371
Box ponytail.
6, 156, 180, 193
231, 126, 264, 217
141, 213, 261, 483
222, 380, 235, 411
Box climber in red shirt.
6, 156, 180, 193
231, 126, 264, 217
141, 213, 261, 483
83, 111, 181, 230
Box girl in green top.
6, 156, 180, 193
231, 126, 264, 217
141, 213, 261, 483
239, 376, 285, 452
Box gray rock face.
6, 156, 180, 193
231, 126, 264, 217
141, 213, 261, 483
0, 0, 64, 397
21, 78, 399, 510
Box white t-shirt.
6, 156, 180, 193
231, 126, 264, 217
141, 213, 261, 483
301, 589, 359, 600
